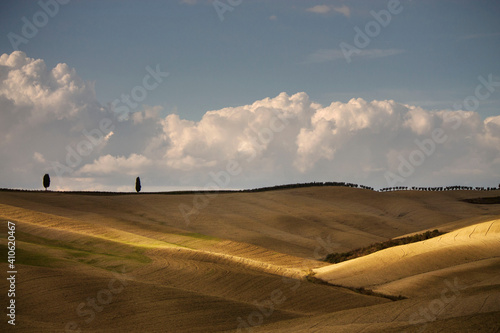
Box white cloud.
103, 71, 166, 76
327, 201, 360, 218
0, 51, 159, 190
306, 5, 331, 14
79, 154, 152, 176
132, 105, 162, 124
306, 4, 350, 17
460, 32, 500, 40
33, 152, 46, 164
0, 52, 97, 123
1, 51, 499, 191
305, 49, 345, 63
306, 48, 405, 63
333, 5, 350, 18
403, 107, 434, 135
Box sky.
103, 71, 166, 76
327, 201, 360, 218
0, 0, 499, 192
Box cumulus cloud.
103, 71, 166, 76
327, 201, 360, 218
306, 5, 331, 14
33, 152, 46, 164
333, 5, 350, 18
132, 105, 162, 124
79, 154, 152, 176
0, 51, 159, 190
82, 93, 500, 190
306, 5, 350, 17
1, 51, 499, 191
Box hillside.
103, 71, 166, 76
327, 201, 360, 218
1, 187, 499, 332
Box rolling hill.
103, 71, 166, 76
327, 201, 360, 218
1, 186, 499, 332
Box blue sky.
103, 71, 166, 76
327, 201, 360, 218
1, 0, 500, 191
2, 0, 499, 119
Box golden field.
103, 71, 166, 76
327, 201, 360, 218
1, 187, 499, 332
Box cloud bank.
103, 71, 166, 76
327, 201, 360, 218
306, 4, 350, 17
1, 52, 499, 191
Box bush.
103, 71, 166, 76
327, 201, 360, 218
325, 229, 444, 264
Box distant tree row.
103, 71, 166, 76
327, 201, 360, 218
246, 182, 498, 193
242, 181, 374, 193
41, 174, 142, 192
38, 174, 499, 193
380, 185, 500, 192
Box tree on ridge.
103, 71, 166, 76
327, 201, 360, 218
135, 177, 141, 193
43, 174, 50, 191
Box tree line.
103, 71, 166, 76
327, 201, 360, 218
379, 185, 500, 192
41, 174, 142, 193
36, 175, 500, 193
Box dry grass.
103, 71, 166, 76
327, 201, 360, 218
0, 187, 499, 332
